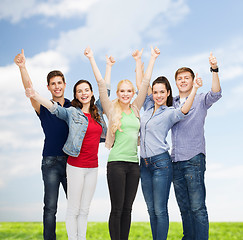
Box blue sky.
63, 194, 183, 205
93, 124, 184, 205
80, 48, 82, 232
0, 0, 243, 222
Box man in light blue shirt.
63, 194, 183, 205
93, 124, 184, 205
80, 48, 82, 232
171, 52, 222, 240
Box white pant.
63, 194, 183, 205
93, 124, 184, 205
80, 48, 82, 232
66, 164, 98, 240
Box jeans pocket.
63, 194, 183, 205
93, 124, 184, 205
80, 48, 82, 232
42, 156, 57, 168
153, 158, 170, 169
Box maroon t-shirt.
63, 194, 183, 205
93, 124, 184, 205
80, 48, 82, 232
67, 113, 102, 168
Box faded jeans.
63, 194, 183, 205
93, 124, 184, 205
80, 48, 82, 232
42, 155, 68, 240
140, 151, 172, 240
173, 153, 209, 240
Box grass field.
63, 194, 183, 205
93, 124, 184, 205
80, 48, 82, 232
0, 222, 242, 239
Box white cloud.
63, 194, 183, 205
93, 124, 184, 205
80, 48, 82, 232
0, 50, 70, 188
53, 0, 189, 60
0, 0, 99, 23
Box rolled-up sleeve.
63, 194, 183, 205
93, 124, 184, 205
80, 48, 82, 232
48, 102, 69, 121
205, 89, 222, 109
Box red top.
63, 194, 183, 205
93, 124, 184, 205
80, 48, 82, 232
67, 113, 102, 168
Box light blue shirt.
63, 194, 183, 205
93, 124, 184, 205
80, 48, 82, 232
171, 90, 222, 162
140, 95, 185, 158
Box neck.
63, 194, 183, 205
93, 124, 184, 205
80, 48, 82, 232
52, 96, 65, 106
179, 89, 192, 99
82, 103, 90, 113
119, 102, 130, 111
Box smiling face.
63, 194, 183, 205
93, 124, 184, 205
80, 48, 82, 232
175, 71, 194, 96
152, 83, 170, 107
47, 76, 66, 99
116, 80, 135, 105
75, 82, 93, 105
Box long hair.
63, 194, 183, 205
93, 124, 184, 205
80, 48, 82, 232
111, 79, 136, 134
71, 80, 101, 122
152, 76, 173, 107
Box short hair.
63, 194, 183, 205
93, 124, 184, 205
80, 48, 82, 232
47, 70, 65, 85
175, 67, 195, 81
152, 76, 173, 107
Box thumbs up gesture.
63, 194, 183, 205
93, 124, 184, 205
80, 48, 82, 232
209, 52, 218, 69
193, 73, 203, 89
14, 49, 26, 68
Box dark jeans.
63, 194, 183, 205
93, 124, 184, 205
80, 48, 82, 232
41, 156, 68, 240
107, 161, 140, 240
140, 152, 172, 240
173, 153, 209, 240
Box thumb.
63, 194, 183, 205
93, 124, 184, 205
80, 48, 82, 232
210, 52, 213, 57
195, 73, 198, 80
21, 49, 24, 55
140, 48, 144, 54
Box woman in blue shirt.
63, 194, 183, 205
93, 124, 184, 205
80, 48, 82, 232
136, 71, 202, 240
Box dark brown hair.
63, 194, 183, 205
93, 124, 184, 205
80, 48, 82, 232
152, 76, 173, 107
175, 67, 195, 81
71, 80, 101, 122
47, 70, 65, 85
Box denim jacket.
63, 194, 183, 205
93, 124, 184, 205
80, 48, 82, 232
49, 99, 107, 157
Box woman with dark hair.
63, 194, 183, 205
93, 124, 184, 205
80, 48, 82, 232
25, 56, 115, 240
136, 71, 202, 240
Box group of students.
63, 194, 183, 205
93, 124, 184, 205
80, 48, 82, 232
14, 46, 221, 240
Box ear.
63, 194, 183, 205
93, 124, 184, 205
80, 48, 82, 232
47, 84, 50, 91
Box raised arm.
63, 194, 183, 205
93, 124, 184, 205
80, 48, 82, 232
84, 47, 112, 116
181, 73, 203, 114
104, 55, 115, 90
14, 49, 41, 113
25, 81, 53, 109
133, 47, 160, 110
209, 52, 221, 93
133, 48, 143, 89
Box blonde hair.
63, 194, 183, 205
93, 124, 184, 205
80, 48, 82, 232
111, 79, 136, 134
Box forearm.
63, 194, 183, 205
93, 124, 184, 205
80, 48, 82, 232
31, 92, 53, 109
19, 66, 32, 89
104, 64, 111, 89
211, 72, 221, 93
181, 87, 197, 114
89, 57, 103, 82
135, 58, 143, 90
144, 57, 156, 81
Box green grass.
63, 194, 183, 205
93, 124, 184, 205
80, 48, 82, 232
0, 222, 242, 239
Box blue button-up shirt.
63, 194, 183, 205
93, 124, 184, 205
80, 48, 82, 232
140, 95, 185, 158
171, 89, 222, 162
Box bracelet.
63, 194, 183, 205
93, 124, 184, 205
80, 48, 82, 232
210, 67, 219, 72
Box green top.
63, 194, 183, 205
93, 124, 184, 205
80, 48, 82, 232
108, 109, 140, 163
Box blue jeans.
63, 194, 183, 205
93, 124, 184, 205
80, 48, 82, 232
41, 156, 68, 240
140, 152, 172, 240
172, 153, 209, 240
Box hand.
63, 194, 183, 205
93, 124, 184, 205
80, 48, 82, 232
151, 46, 160, 59
14, 49, 26, 68
106, 55, 116, 66
193, 73, 203, 89
25, 81, 36, 99
84, 46, 93, 59
132, 48, 143, 60
209, 52, 218, 69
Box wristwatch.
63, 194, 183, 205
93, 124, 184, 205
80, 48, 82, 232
210, 67, 219, 72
